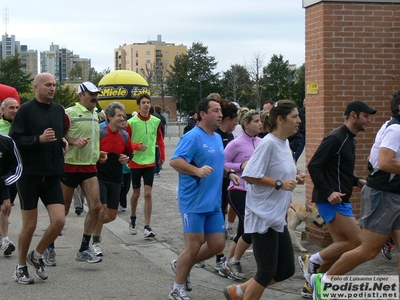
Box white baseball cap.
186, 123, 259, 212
78, 82, 101, 94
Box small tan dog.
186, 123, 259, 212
287, 203, 324, 252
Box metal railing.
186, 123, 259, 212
165, 122, 187, 138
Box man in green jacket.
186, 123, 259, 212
61, 81, 106, 264
126, 93, 165, 238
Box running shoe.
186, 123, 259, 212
27, 250, 48, 280
129, 223, 137, 235
298, 255, 320, 284
194, 260, 205, 268
76, 249, 102, 263
310, 273, 326, 300
75, 206, 84, 216
143, 227, 155, 238
13, 265, 34, 284
91, 242, 103, 257
301, 281, 313, 299
170, 259, 192, 291
1, 239, 15, 256
219, 260, 245, 280
225, 227, 235, 240
223, 284, 243, 300
169, 287, 191, 300
43, 247, 57, 266
219, 261, 234, 279
381, 237, 395, 260
213, 256, 226, 272
118, 205, 126, 212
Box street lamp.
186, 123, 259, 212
198, 73, 205, 100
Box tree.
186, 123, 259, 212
141, 62, 170, 111
166, 42, 219, 113
292, 63, 306, 107
221, 64, 252, 106
262, 54, 296, 102
140, 63, 157, 95
69, 62, 83, 80
52, 83, 78, 108
246, 52, 265, 110
88, 67, 110, 86
0, 53, 33, 102
154, 62, 170, 111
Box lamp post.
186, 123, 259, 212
198, 73, 205, 100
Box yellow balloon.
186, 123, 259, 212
98, 70, 150, 114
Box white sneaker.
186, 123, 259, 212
91, 242, 103, 257
0, 239, 15, 256
129, 223, 137, 235
118, 205, 126, 212
225, 227, 235, 240
143, 227, 155, 238
169, 287, 190, 300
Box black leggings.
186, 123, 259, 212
251, 226, 295, 287
228, 189, 252, 244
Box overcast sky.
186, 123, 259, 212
3, 0, 305, 73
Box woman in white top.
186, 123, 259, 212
223, 100, 305, 300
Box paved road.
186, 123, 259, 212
0, 137, 396, 299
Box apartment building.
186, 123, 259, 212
114, 34, 187, 74
20, 45, 38, 78
41, 43, 91, 82
0, 34, 38, 78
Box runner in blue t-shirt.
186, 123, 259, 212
168, 98, 240, 300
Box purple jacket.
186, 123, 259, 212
224, 132, 262, 191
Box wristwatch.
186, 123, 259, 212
275, 180, 282, 190
227, 169, 236, 178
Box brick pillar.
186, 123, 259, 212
303, 0, 400, 246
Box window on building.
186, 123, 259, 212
146, 60, 151, 64
136, 60, 138, 66
146, 51, 151, 55
165, 51, 169, 56
136, 51, 138, 57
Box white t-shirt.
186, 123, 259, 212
369, 120, 400, 182
242, 133, 297, 234
370, 120, 400, 167
232, 125, 243, 139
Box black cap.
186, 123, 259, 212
344, 101, 377, 116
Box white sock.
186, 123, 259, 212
236, 285, 244, 297
227, 222, 234, 229
17, 265, 26, 269
2, 236, 9, 243
33, 249, 42, 260
173, 283, 185, 290
230, 257, 240, 264
310, 252, 324, 265
322, 273, 332, 285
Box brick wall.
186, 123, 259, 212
304, 1, 400, 246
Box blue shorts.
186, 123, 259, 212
316, 202, 354, 223
181, 211, 225, 234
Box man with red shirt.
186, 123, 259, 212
91, 102, 133, 256
126, 94, 165, 238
